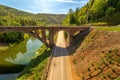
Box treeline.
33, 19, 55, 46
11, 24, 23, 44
0, 32, 24, 43
62, 0, 120, 26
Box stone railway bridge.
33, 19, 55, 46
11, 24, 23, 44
0, 26, 90, 47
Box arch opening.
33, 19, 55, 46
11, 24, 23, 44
54, 30, 70, 47
45, 29, 49, 45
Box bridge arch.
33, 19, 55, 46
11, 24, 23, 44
53, 30, 71, 46
0, 29, 48, 46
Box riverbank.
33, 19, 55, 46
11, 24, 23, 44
0, 33, 29, 53
17, 44, 52, 80
0, 40, 25, 53
0, 42, 9, 53
0, 37, 43, 79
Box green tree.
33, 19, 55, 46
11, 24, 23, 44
0, 32, 24, 43
105, 6, 115, 15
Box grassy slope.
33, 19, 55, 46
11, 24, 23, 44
70, 27, 120, 80
0, 43, 9, 53
17, 45, 51, 80
96, 26, 120, 31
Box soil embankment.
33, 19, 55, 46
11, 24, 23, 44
69, 29, 120, 80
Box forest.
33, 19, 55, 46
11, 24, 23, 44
62, 0, 120, 26
0, 4, 65, 26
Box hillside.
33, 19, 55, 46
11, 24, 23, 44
0, 4, 66, 26
63, 0, 120, 26
36, 13, 65, 25
69, 27, 120, 80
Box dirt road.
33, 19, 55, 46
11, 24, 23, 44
47, 31, 73, 80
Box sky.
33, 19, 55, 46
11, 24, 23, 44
0, 0, 88, 14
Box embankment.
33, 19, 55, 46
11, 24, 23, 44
17, 45, 51, 80
69, 27, 120, 80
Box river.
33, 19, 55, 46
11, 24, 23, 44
0, 37, 42, 80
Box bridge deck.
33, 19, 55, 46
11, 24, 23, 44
0, 26, 90, 31
0, 26, 89, 27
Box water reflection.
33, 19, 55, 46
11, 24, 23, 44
5, 52, 29, 65
0, 73, 20, 80
0, 37, 42, 73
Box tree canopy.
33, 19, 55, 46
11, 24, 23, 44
63, 0, 120, 26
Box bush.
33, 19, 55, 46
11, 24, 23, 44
105, 7, 115, 16
0, 32, 24, 43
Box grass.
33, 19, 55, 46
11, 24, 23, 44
17, 44, 51, 80
96, 26, 120, 31
116, 76, 120, 80
0, 46, 9, 53
90, 22, 108, 26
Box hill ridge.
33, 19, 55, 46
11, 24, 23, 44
0, 4, 66, 26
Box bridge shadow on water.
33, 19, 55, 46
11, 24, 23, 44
52, 28, 90, 57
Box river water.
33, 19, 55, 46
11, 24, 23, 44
0, 37, 42, 80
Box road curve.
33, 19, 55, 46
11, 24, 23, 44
47, 31, 73, 80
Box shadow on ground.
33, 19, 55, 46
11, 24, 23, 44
67, 28, 90, 55
52, 28, 90, 57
